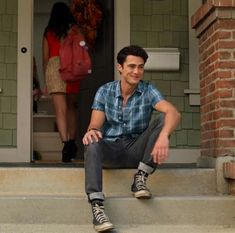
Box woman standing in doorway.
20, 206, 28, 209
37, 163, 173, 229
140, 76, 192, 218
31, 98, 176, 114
42, 2, 79, 162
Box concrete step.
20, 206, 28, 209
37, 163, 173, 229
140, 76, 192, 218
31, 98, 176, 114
33, 132, 62, 151
0, 224, 234, 233
0, 196, 234, 225
0, 167, 216, 196
33, 116, 56, 132
33, 132, 65, 161
0, 167, 233, 231
33, 95, 56, 132
36, 95, 54, 115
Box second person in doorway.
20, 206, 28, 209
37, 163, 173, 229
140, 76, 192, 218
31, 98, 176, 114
42, 2, 80, 162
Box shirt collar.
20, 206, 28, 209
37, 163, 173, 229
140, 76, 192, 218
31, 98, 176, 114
115, 80, 144, 98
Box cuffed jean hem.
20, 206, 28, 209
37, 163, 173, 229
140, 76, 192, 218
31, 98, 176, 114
138, 161, 155, 174
88, 192, 105, 202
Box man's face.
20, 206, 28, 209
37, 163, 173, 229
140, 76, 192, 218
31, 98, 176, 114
117, 55, 145, 85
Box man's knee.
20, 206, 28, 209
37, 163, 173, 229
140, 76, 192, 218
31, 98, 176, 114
84, 141, 102, 159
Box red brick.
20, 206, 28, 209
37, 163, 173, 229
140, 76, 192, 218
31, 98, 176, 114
216, 79, 235, 88
219, 51, 231, 60
213, 0, 234, 7
217, 61, 235, 69
192, 2, 235, 158
218, 119, 235, 127
223, 162, 235, 179
220, 100, 235, 108
218, 41, 235, 49
217, 70, 231, 78
218, 30, 232, 39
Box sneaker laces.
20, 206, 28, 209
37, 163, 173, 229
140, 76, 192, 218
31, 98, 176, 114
92, 203, 110, 224
135, 172, 148, 191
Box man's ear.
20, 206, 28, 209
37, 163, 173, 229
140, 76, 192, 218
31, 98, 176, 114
117, 63, 122, 73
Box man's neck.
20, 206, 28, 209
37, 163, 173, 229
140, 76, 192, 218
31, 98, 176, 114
120, 81, 137, 98
120, 81, 137, 107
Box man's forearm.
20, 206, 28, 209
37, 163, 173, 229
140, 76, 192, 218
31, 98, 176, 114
160, 109, 181, 137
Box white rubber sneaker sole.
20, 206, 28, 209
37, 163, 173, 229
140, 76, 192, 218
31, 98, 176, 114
94, 222, 114, 232
133, 190, 152, 199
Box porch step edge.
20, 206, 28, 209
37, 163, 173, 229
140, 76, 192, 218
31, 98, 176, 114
0, 167, 217, 196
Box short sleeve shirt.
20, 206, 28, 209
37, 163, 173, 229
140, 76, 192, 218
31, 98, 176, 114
92, 80, 164, 140
45, 31, 60, 58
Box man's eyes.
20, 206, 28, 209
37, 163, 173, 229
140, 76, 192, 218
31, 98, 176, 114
128, 65, 144, 69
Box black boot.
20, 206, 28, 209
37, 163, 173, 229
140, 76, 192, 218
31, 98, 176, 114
62, 141, 71, 163
68, 139, 77, 161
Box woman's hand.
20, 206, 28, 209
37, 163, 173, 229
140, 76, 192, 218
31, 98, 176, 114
33, 88, 42, 101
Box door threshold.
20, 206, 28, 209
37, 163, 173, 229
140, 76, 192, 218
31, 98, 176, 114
0, 161, 84, 168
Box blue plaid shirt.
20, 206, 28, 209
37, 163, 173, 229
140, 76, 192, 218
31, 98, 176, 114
92, 80, 164, 140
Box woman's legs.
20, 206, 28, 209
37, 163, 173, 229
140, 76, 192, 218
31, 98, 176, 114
66, 93, 79, 160
66, 93, 78, 140
51, 93, 71, 162
51, 93, 68, 141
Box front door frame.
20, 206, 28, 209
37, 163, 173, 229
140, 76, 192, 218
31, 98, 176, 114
0, 0, 32, 162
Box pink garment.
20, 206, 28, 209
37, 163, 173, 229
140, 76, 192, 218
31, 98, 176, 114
45, 31, 80, 94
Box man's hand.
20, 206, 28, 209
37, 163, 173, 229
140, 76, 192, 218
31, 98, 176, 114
150, 134, 169, 164
82, 129, 103, 145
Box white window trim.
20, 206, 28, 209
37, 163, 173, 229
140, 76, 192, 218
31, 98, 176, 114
114, 0, 130, 80
184, 0, 201, 106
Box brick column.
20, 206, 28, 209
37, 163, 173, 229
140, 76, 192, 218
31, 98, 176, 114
192, 0, 235, 158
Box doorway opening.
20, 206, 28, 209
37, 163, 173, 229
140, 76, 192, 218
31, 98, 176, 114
32, 0, 114, 164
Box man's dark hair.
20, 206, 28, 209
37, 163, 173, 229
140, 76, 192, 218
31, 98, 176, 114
117, 45, 148, 66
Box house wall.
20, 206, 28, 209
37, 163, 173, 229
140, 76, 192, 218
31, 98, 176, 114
130, 0, 201, 149
0, 0, 17, 147
0, 0, 201, 150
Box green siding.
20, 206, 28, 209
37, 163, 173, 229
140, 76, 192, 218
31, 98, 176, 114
0, 0, 17, 147
131, 0, 200, 149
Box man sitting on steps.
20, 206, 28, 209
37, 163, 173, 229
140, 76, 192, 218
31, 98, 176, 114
82, 45, 181, 232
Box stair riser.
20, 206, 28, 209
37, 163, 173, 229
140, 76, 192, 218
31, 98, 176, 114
0, 168, 216, 196
33, 133, 62, 151
33, 118, 57, 132
0, 197, 234, 225
37, 99, 55, 115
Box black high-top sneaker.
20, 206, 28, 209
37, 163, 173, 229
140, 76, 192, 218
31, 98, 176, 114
62, 141, 71, 163
91, 200, 114, 232
131, 170, 151, 199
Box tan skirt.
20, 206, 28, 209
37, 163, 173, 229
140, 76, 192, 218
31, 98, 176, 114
45, 56, 66, 94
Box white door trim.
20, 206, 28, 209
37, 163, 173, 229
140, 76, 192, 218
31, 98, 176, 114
0, 0, 32, 162
17, 0, 33, 162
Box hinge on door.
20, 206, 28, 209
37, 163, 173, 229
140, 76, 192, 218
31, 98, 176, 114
0, 88, 2, 93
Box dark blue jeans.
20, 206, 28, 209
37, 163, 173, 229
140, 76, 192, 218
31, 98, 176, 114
84, 114, 164, 202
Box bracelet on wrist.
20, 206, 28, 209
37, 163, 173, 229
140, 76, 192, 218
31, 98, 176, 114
88, 128, 101, 132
